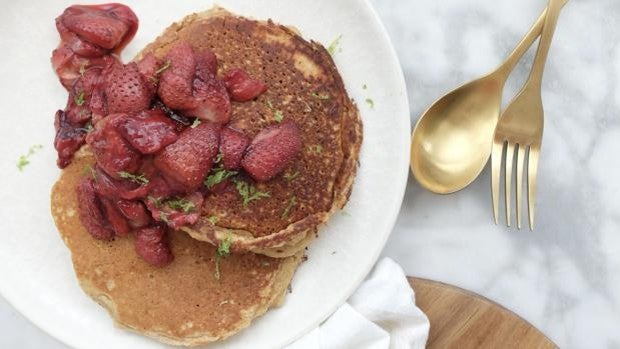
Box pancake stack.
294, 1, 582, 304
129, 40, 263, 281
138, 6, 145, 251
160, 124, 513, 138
51, 7, 361, 345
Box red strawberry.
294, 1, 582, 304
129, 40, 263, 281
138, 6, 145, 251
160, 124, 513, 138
241, 122, 302, 181
119, 109, 178, 154
153, 122, 220, 190
54, 109, 87, 168
100, 197, 130, 237
223, 68, 268, 102
134, 225, 173, 267
76, 177, 114, 240
86, 114, 141, 179
136, 53, 159, 93
157, 43, 196, 110
195, 50, 218, 81
105, 63, 153, 114
220, 127, 249, 170
187, 77, 231, 123
60, 4, 138, 51
116, 199, 151, 228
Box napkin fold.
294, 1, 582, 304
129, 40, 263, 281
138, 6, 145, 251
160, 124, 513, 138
287, 258, 430, 349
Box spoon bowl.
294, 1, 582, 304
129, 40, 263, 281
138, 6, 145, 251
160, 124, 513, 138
411, 76, 503, 194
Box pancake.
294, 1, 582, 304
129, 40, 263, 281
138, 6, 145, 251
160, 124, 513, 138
138, 7, 363, 257
51, 148, 303, 346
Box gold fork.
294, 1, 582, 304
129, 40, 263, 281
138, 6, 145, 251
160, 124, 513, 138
491, 0, 567, 230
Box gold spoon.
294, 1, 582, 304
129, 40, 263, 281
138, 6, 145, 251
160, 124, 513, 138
410, 7, 553, 194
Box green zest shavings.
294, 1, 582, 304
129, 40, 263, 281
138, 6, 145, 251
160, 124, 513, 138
365, 98, 374, 109
283, 170, 299, 182
166, 198, 195, 213
362, 84, 367, 90
207, 215, 220, 224
16, 144, 43, 171
266, 100, 284, 122
214, 152, 224, 164
205, 166, 237, 188
233, 179, 270, 207
159, 211, 170, 224
281, 196, 297, 219
154, 60, 171, 75
311, 92, 330, 100
82, 164, 96, 178
274, 110, 284, 122
118, 171, 149, 185
327, 34, 343, 55
310, 144, 323, 154
214, 233, 233, 280
74, 91, 85, 106
147, 195, 163, 208
190, 118, 202, 128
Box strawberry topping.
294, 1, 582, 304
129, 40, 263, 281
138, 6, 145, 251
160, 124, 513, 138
223, 68, 268, 102
242, 122, 302, 181
220, 127, 250, 170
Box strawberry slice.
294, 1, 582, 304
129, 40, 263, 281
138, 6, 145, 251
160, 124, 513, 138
220, 127, 249, 170
241, 122, 302, 181
134, 225, 173, 267
119, 109, 178, 154
60, 4, 138, 51
223, 68, 268, 102
158, 43, 196, 110
195, 50, 218, 81
136, 53, 159, 93
153, 122, 220, 191
116, 199, 151, 228
100, 197, 130, 237
105, 63, 154, 114
76, 177, 114, 240
86, 114, 141, 179
186, 77, 231, 123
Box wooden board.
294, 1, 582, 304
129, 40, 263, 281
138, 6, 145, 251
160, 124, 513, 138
408, 277, 557, 349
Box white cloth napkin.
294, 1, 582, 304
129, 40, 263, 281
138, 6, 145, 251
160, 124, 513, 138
286, 258, 430, 349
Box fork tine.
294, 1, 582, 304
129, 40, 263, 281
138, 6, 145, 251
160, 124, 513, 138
515, 144, 527, 229
504, 142, 516, 227
491, 140, 504, 224
527, 144, 540, 230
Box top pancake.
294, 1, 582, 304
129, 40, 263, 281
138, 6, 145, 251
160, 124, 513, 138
138, 7, 363, 257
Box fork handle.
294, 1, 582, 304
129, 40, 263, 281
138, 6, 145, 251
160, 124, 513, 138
527, 0, 567, 89
496, 0, 568, 80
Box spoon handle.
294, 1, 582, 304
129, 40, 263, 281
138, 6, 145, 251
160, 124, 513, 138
496, 0, 568, 80
526, 0, 566, 90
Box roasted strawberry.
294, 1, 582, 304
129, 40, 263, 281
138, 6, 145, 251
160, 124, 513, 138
134, 225, 173, 267
195, 50, 218, 81
145, 192, 204, 230
119, 109, 178, 154
54, 110, 87, 168
76, 177, 114, 240
241, 122, 302, 181
158, 43, 196, 110
136, 53, 160, 93
105, 63, 154, 114
153, 122, 220, 190
116, 199, 151, 228
59, 4, 138, 51
187, 77, 231, 123
222, 68, 268, 102
100, 197, 130, 237
220, 127, 249, 170
93, 165, 150, 200
86, 114, 141, 178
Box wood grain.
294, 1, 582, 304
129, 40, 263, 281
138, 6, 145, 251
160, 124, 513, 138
408, 277, 557, 349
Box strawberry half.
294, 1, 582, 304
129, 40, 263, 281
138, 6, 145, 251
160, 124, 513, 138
153, 122, 220, 191
220, 127, 249, 170
241, 122, 302, 182
105, 63, 154, 114
223, 68, 268, 102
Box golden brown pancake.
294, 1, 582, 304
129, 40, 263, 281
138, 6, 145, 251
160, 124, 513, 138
51, 148, 303, 346
138, 7, 363, 257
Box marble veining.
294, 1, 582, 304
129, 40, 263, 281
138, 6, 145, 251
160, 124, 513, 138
1, 0, 619, 348
375, 0, 620, 348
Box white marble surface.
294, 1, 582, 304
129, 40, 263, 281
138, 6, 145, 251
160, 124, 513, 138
1, 0, 619, 348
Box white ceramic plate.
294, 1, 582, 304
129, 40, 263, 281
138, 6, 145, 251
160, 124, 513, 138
0, 0, 409, 348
